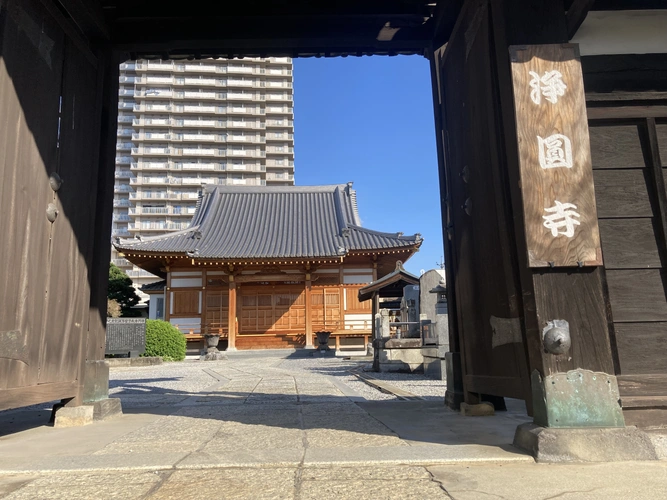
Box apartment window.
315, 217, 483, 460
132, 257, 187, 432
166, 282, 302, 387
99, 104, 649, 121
275, 159, 284, 165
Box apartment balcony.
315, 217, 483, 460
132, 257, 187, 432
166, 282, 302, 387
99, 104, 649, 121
111, 258, 131, 267
134, 103, 172, 113
182, 78, 217, 87
115, 156, 132, 164
265, 93, 292, 102
135, 89, 174, 99
266, 159, 294, 168
266, 146, 294, 154
127, 269, 160, 278
178, 147, 217, 157
118, 115, 135, 123
113, 199, 131, 207
119, 62, 136, 71
226, 135, 264, 144
266, 133, 294, 141
226, 66, 265, 75
116, 142, 134, 151
179, 104, 217, 114
111, 229, 132, 237
266, 80, 293, 89
118, 102, 135, 109
113, 214, 132, 222
266, 173, 295, 182
137, 76, 174, 85
224, 78, 258, 88
130, 177, 170, 186
174, 133, 220, 143
224, 120, 263, 129
225, 92, 260, 101
265, 106, 293, 115
119, 75, 137, 83
266, 68, 292, 76
114, 184, 132, 193
229, 164, 266, 172
114, 170, 133, 179
131, 161, 170, 170
135, 61, 174, 71
268, 57, 291, 64
129, 207, 169, 215
133, 132, 171, 141
180, 162, 218, 171
227, 149, 265, 158
132, 147, 171, 156
118, 88, 135, 97
227, 106, 264, 116
177, 118, 218, 128
133, 118, 170, 127
266, 119, 293, 127
183, 63, 217, 73
131, 222, 190, 231
117, 128, 133, 137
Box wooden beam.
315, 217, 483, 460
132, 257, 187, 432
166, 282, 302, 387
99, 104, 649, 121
566, 0, 595, 39
0, 382, 79, 411
428, 0, 465, 48
56, 0, 109, 40
587, 106, 667, 120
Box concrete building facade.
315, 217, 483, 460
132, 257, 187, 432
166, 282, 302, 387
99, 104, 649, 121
111, 57, 295, 288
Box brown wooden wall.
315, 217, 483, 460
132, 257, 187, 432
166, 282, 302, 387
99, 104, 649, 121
588, 111, 667, 427
0, 0, 116, 410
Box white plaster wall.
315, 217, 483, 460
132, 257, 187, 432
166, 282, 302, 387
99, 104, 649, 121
572, 10, 667, 56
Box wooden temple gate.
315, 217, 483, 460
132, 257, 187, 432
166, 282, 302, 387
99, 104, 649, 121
1, 0, 666, 434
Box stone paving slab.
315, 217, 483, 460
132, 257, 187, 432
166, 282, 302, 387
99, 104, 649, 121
429, 461, 667, 500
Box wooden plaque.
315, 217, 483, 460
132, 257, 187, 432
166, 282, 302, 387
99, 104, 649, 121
509, 44, 602, 267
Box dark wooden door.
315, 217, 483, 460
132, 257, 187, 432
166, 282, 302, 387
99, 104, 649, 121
0, 0, 107, 409
431, 1, 530, 404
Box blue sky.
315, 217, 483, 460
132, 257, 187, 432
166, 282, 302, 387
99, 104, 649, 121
292, 56, 443, 276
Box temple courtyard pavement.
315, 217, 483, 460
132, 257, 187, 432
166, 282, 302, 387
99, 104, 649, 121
0, 350, 666, 499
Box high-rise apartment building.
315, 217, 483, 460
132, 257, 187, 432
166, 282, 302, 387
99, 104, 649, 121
111, 57, 295, 289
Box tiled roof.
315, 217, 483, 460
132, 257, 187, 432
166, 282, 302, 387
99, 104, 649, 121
358, 261, 420, 302
114, 184, 422, 260
141, 280, 166, 292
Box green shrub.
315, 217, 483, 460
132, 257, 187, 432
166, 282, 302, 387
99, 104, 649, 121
143, 320, 186, 361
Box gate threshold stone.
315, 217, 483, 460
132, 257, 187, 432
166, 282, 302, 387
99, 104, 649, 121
514, 422, 660, 462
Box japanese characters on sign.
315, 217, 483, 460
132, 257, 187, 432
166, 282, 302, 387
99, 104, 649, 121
510, 44, 602, 267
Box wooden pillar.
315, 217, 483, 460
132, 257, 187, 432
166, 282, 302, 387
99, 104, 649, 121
305, 273, 314, 348
227, 277, 237, 351
371, 260, 379, 340
165, 272, 172, 322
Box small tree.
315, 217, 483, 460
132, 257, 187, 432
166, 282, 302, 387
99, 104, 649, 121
108, 263, 141, 317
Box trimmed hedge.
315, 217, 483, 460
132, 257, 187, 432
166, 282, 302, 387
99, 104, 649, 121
143, 319, 186, 361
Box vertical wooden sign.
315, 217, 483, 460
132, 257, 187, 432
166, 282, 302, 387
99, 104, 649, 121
509, 44, 602, 268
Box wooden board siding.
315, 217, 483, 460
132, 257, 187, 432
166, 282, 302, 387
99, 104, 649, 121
589, 117, 667, 419
171, 290, 201, 316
